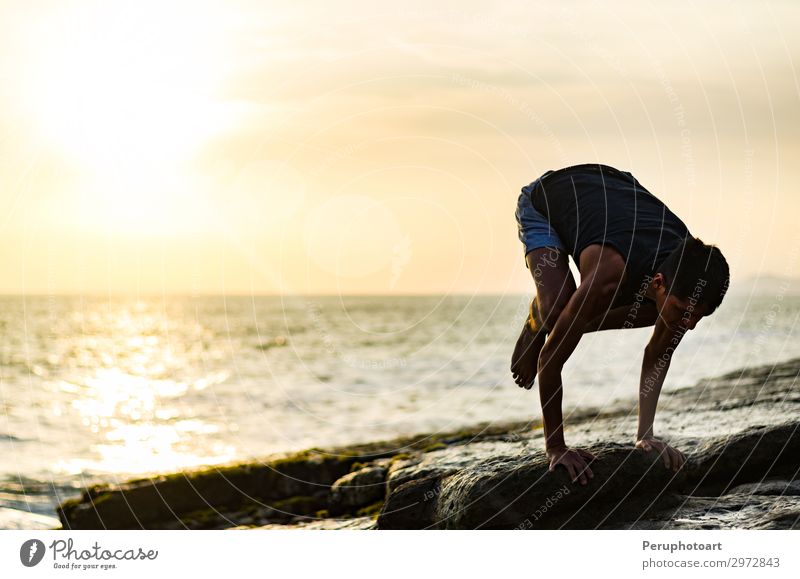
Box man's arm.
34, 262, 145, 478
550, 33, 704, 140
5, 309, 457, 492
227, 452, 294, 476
583, 300, 658, 333
635, 318, 687, 470
537, 253, 623, 484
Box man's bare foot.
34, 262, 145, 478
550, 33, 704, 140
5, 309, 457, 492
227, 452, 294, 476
510, 298, 547, 389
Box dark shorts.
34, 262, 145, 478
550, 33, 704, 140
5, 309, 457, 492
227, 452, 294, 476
515, 176, 565, 269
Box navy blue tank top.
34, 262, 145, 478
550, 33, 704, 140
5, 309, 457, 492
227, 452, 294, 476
521, 163, 691, 307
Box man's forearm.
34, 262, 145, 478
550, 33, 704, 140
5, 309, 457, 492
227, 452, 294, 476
539, 365, 566, 449
637, 347, 671, 440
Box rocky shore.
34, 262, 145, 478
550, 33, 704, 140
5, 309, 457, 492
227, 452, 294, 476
57, 358, 800, 530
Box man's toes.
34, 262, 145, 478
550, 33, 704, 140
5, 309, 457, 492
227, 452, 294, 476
516, 372, 533, 389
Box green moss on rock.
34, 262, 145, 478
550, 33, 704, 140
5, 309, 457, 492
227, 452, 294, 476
355, 501, 384, 518
422, 442, 447, 453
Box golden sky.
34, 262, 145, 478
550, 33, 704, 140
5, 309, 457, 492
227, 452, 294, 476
0, 0, 798, 294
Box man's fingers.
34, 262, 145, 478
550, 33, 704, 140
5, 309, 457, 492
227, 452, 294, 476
579, 463, 590, 485
549, 451, 597, 484
578, 461, 594, 481
573, 457, 591, 485
656, 445, 685, 471
572, 459, 586, 485
565, 462, 577, 483
637, 440, 686, 470
577, 449, 596, 461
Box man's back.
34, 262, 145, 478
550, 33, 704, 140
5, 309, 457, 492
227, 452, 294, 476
521, 163, 690, 307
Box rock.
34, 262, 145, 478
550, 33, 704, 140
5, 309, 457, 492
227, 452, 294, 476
56, 449, 360, 529
378, 420, 800, 530
385, 439, 533, 493
377, 476, 441, 530
619, 483, 800, 530
54, 357, 800, 531
379, 443, 685, 529
683, 422, 800, 495
56, 412, 537, 529
622, 478, 800, 530
373, 358, 800, 530
726, 479, 800, 496
329, 466, 388, 515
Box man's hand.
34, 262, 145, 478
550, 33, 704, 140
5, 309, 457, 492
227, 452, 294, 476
635, 437, 686, 472
547, 446, 596, 485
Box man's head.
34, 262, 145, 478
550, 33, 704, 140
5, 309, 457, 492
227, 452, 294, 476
650, 236, 730, 331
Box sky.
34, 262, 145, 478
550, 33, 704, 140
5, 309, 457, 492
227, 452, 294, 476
0, 0, 798, 295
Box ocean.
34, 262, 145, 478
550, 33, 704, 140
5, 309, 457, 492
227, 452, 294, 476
1, 292, 798, 528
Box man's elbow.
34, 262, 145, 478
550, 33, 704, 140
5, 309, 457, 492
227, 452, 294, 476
582, 280, 619, 318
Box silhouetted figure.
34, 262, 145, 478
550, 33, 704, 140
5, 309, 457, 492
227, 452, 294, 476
511, 163, 729, 484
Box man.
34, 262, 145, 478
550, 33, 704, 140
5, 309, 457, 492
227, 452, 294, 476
511, 163, 729, 486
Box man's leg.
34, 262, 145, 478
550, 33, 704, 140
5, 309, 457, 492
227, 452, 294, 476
511, 247, 577, 389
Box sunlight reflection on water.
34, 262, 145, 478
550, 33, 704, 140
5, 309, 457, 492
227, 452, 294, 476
0, 293, 798, 523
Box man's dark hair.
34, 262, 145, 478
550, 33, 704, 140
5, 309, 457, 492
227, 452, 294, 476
656, 236, 730, 314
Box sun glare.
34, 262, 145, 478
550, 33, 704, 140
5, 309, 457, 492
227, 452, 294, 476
19, 2, 236, 234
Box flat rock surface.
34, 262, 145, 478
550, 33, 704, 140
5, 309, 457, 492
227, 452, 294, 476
55, 358, 799, 530
378, 359, 800, 529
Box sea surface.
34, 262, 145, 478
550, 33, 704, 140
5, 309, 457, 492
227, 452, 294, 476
1, 292, 798, 528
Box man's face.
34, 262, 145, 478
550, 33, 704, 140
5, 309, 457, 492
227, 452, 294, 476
657, 292, 709, 332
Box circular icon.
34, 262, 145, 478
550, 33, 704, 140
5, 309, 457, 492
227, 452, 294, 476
19, 539, 46, 567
